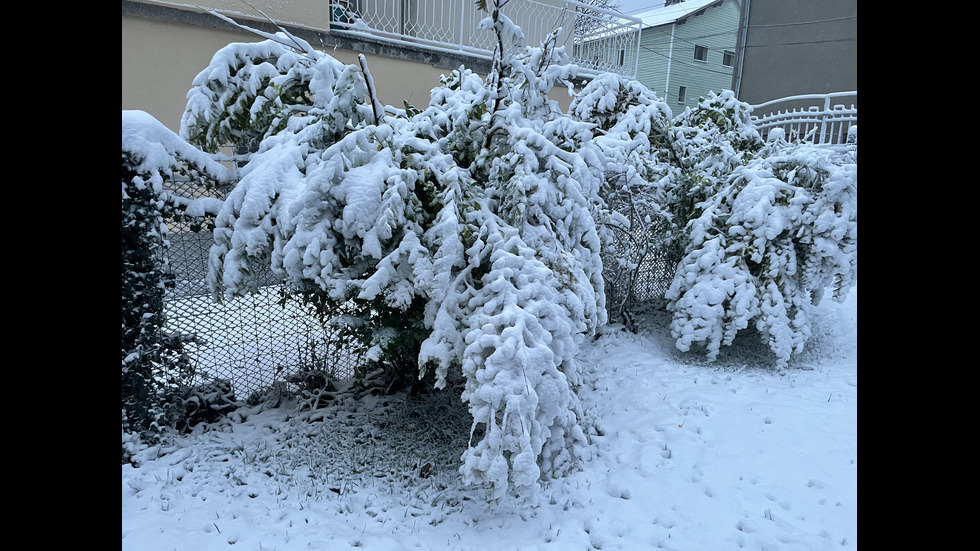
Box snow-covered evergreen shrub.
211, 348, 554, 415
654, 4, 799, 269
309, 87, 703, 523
185, 4, 606, 498
181, 35, 371, 155
183, 32, 423, 392
122, 110, 232, 460
570, 85, 857, 366
418, 2, 603, 497
664, 143, 857, 367
450, 217, 591, 498
656, 93, 859, 367
663, 91, 765, 251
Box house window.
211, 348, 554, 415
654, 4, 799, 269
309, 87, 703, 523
694, 45, 707, 62
619, 49, 625, 66
723, 50, 735, 67
678, 86, 687, 103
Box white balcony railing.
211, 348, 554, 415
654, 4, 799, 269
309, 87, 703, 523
750, 92, 857, 146
328, 0, 642, 78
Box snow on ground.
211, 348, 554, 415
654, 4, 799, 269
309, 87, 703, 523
122, 288, 857, 550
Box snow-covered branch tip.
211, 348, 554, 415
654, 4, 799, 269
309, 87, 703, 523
204, 4, 317, 58
358, 54, 386, 126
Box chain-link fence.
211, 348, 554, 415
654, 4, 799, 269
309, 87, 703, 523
601, 216, 679, 329
162, 179, 361, 402
161, 176, 676, 400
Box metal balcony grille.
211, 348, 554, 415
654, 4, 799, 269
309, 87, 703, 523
328, 0, 641, 78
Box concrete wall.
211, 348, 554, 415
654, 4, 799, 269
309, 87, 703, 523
733, 0, 857, 105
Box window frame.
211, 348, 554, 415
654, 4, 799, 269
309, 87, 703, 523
722, 50, 735, 67
678, 85, 687, 104
694, 45, 707, 62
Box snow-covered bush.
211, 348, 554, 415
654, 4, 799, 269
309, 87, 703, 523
150, 0, 857, 493
423, 215, 590, 499
182, 31, 420, 391
570, 84, 856, 367
420, 3, 604, 498
657, 93, 858, 367
184, 2, 605, 499
122, 110, 232, 460
664, 143, 857, 367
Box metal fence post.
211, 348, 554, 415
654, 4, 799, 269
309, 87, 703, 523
819, 95, 830, 145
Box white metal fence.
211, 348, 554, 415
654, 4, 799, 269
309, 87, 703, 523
328, 0, 642, 78
749, 91, 857, 146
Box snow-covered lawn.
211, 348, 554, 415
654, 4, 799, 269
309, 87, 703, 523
121, 287, 856, 550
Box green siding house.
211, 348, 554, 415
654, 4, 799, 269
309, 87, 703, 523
634, 0, 742, 117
